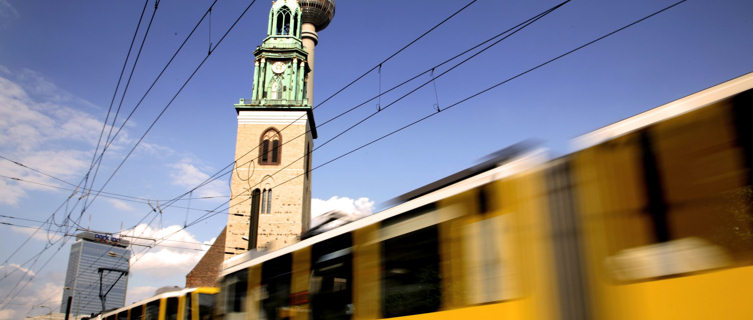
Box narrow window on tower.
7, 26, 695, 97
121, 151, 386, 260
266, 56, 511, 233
271, 140, 280, 163
261, 189, 268, 214
276, 7, 291, 35
259, 128, 282, 165
249, 189, 261, 249
261, 140, 270, 163
266, 189, 272, 214
305, 143, 311, 179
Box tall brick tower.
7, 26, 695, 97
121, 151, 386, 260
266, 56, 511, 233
223, 0, 334, 258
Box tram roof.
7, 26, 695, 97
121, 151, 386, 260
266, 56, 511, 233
221, 148, 547, 276
572, 71, 753, 150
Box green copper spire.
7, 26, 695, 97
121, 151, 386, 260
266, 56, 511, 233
238, 0, 310, 109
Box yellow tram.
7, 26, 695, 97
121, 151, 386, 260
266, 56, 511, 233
214, 72, 753, 319
101, 287, 218, 320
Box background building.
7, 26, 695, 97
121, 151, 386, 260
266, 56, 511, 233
60, 232, 131, 317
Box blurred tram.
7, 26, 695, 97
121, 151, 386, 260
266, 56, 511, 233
101, 287, 218, 320
216, 72, 753, 320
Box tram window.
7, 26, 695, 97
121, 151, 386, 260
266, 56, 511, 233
198, 293, 215, 320
260, 254, 292, 320
117, 311, 127, 320
129, 306, 142, 320
222, 268, 248, 318
145, 300, 160, 320
185, 293, 192, 320
165, 297, 178, 320
310, 234, 353, 320
591, 105, 753, 281
381, 225, 440, 318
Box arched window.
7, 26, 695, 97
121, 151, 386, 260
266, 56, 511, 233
268, 189, 272, 213
260, 188, 273, 214
259, 128, 281, 165
261, 189, 267, 213
248, 188, 261, 249
275, 7, 291, 35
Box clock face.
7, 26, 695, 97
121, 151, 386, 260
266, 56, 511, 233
272, 61, 286, 74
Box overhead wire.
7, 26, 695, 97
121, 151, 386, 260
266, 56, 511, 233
313, 0, 479, 110
0, 0, 236, 307
139, 0, 482, 220
6, 0, 688, 308
83, 0, 150, 205
0, 0, 151, 268
184, 0, 690, 230
0, 174, 225, 213
0, 0, 528, 288
0, 0, 259, 308
0, 0, 157, 295
186, 0, 572, 227
77, 0, 256, 221
84, 0, 163, 217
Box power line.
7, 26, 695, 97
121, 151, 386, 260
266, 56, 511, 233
0, 0, 260, 308
0, 173, 227, 211
84, 0, 163, 216
186, 0, 690, 229
85, 0, 221, 203
0, 155, 78, 188
0, 0, 157, 295
186, 0, 571, 227
313, 0, 480, 110
138, 0, 484, 223
0, 0, 237, 307
8, 0, 687, 308
77, 0, 257, 221
1, 1, 537, 292
85, 0, 151, 208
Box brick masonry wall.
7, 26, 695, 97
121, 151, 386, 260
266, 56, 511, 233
186, 226, 227, 288
224, 111, 313, 259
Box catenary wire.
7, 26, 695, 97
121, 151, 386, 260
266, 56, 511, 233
83, 0, 163, 215
135, 0, 484, 220
185, 0, 690, 229
0, 0, 240, 307
186, 0, 571, 226
7, 0, 687, 308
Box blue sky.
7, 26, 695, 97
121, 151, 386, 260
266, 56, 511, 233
1, 0, 752, 317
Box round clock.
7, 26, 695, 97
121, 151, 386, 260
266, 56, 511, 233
271, 61, 286, 74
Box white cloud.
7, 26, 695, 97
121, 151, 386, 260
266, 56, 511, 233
0, 264, 62, 319
0, 67, 174, 206
0, 71, 106, 205
125, 285, 157, 306
169, 159, 227, 199
0, 179, 27, 206
311, 196, 374, 219
9, 224, 65, 243
120, 224, 209, 279
0, 1, 18, 29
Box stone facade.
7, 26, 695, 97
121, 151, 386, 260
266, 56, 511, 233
223, 110, 313, 258
188, 1, 317, 280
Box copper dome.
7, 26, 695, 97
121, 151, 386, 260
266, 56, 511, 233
299, 0, 335, 31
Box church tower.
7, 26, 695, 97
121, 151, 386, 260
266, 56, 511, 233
223, 0, 335, 259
